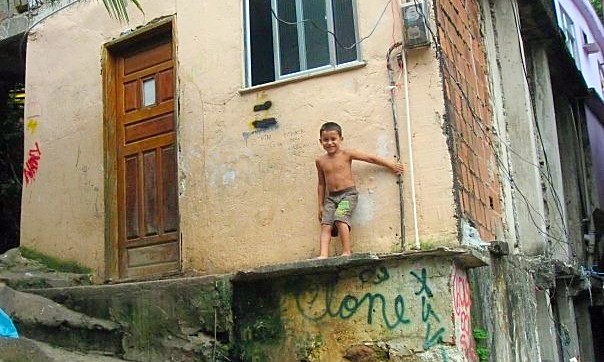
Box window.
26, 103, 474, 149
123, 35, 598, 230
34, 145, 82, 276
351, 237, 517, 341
142, 78, 156, 107
245, 0, 360, 87
560, 10, 580, 69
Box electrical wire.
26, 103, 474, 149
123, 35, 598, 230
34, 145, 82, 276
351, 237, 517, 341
509, 0, 571, 247
386, 42, 407, 249
390, 0, 398, 45
410, 0, 572, 251
19, 0, 83, 64
270, 0, 392, 51
546, 289, 575, 361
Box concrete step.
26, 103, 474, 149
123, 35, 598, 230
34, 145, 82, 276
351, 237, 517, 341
0, 248, 92, 290
0, 283, 124, 356
29, 274, 234, 362
0, 337, 128, 362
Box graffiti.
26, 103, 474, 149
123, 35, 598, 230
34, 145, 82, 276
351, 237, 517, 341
26, 119, 39, 134
295, 282, 411, 329
453, 266, 477, 362
243, 129, 272, 144
411, 268, 445, 350
291, 265, 451, 349
359, 266, 390, 285
284, 128, 311, 156
411, 268, 433, 297
23, 142, 42, 185
295, 267, 411, 329
283, 129, 304, 138
440, 347, 449, 362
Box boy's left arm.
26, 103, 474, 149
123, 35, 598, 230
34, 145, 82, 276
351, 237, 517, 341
348, 149, 405, 175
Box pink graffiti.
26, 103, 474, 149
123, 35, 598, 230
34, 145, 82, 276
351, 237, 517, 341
453, 267, 478, 362
23, 142, 42, 185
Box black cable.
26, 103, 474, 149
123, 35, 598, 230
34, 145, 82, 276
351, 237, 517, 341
509, 0, 570, 243
269, 0, 392, 51
411, 0, 571, 248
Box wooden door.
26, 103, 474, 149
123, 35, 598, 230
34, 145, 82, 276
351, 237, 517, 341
115, 31, 180, 279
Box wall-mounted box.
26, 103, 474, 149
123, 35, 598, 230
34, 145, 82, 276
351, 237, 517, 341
401, 0, 431, 49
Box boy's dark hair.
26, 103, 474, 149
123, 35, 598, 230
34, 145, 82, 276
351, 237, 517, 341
319, 122, 342, 137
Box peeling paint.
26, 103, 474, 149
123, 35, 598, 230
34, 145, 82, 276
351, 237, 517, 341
222, 169, 236, 185
377, 133, 391, 158
352, 194, 376, 225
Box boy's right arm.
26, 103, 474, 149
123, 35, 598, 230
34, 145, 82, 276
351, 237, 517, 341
316, 159, 326, 222
348, 149, 405, 175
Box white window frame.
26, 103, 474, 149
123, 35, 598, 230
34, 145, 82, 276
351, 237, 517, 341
244, 0, 361, 87
560, 9, 580, 69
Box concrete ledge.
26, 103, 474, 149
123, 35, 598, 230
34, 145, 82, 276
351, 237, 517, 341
233, 248, 489, 282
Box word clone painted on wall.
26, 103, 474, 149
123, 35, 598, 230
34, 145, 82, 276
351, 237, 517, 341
294, 265, 448, 351
411, 268, 446, 349
23, 142, 42, 185
453, 266, 478, 361
295, 266, 411, 329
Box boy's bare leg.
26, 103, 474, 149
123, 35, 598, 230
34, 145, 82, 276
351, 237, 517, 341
318, 224, 333, 259
335, 221, 352, 256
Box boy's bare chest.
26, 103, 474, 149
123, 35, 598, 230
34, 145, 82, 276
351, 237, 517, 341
320, 157, 352, 175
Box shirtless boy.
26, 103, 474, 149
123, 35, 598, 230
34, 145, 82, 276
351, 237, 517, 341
315, 122, 405, 258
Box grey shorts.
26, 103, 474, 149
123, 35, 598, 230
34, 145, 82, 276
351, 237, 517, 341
321, 186, 359, 228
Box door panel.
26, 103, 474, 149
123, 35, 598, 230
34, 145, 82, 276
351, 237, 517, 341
115, 32, 180, 279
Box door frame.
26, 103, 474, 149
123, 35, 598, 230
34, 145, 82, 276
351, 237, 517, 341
102, 18, 179, 282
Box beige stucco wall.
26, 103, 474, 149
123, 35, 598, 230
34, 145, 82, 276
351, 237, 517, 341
21, 0, 456, 280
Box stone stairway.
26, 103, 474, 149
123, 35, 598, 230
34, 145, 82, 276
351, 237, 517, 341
0, 337, 127, 362
0, 283, 124, 356
0, 248, 234, 361
29, 274, 234, 361
0, 249, 128, 361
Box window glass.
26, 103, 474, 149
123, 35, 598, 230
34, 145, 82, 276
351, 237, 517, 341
142, 78, 156, 107
247, 0, 359, 86
333, 0, 357, 64
278, 0, 301, 75
250, 0, 276, 86
302, 0, 329, 69
561, 10, 579, 68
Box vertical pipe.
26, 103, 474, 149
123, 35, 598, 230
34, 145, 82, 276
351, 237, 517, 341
402, 47, 420, 249
387, 42, 406, 250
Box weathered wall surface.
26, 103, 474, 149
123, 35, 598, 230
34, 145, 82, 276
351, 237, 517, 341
20, 0, 178, 278
469, 254, 542, 362
20, 0, 458, 279
587, 108, 604, 208
232, 257, 473, 361
436, 0, 503, 242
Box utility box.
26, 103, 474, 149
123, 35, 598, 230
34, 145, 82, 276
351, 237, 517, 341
401, 0, 431, 49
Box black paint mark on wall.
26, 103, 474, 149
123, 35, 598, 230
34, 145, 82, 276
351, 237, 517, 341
252, 117, 278, 130
243, 100, 279, 144
253, 101, 272, 112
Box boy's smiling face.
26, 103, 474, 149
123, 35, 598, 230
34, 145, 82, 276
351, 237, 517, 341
320, 129, 343, 155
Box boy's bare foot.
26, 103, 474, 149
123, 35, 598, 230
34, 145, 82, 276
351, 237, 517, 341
341, 252, 352, 257
316, 255, 329, 259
